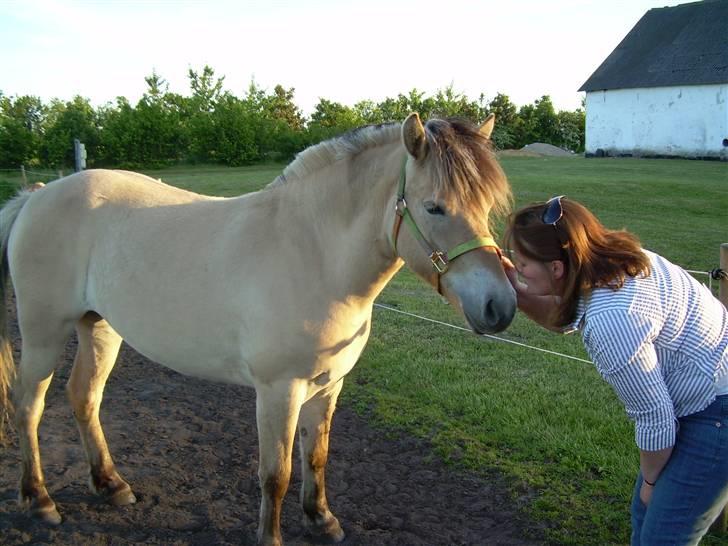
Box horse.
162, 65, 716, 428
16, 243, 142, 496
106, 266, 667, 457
0, 113, 516, 546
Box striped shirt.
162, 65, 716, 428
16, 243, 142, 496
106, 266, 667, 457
567, 250, 728, 451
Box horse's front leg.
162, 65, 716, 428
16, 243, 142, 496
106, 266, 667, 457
297, 379, 345, 543
255, 381, 307, 546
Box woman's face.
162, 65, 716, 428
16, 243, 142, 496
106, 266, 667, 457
512, 246, 565, 296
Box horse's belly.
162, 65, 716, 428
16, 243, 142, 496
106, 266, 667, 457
122, 331, 255, 387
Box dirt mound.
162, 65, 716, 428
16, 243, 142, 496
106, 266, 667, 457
497, 149, 543, 158
521, 143, 577, 157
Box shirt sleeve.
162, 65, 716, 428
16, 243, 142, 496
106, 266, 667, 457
582, 309, 676, 450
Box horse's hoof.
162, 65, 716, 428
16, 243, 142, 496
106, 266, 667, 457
29, 500, 62, 525
90, 474, 136, 506
304, 513, 345, 543
36, 506, 62, 525
108, 484, 136, 506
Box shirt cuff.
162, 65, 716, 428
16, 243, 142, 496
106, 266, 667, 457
635, 420, 677, 451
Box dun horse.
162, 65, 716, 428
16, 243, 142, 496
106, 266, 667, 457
0, 113, 515, 545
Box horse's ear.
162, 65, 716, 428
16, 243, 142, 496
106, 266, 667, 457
479, 113, 496, 139
402, 112, 428, 160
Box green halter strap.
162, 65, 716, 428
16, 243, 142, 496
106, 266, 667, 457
391, 156, 501, 287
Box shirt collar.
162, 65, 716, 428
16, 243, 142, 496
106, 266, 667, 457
564, 294, 587, 334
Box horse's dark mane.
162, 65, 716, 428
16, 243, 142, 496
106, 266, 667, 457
267, 117, 512, 227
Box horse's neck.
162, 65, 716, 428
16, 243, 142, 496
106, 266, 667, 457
285, 143, 404, 303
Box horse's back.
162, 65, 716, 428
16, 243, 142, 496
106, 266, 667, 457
7, 170, 219, 322
42, 169, 212, 208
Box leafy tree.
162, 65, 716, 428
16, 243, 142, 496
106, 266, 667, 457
136, 72, 185, 165
41, 96, 100, 168
431, 85, 484, 120
266, 85, 305, 131
532, 95, 560, 144
484, 93, 518, 149
0, 95, 45, 167
557, 109, 585, 152
0, 66, 587, 166
145, 70, 168, 99
208, 93, 258, 166
304, 98, 365, 148
487, 93, 517, 126
183, 66, 224, 162
187, 65, 224, 113
96, 97, 138, 167
352, 100, 384, 124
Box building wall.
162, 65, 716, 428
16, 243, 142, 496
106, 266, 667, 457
585, 84, 728, 159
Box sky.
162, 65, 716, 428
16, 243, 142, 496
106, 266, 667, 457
0, 0, 687, 116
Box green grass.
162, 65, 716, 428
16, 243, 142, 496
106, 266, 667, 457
1, 158, 726, 544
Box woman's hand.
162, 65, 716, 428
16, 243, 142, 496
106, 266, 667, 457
500, 255, 527, 293
500, 254, 563, 331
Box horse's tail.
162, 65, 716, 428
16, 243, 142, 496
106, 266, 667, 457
0, 190, 34, 445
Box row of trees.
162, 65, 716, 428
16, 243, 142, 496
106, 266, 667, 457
0, 66, 585, 170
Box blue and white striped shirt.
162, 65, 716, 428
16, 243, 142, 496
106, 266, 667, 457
568, 250, 728, 451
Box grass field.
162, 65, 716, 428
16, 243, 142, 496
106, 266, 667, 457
1, 156, 726, 544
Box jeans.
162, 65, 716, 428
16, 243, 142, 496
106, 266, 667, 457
631, 395, 728, 545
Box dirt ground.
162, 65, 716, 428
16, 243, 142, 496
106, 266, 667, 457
0, 304, 544, 546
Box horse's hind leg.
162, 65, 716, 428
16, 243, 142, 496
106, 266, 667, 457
297, 380, 345, 543
15, 323, 75, 524
66, 312, 135, 506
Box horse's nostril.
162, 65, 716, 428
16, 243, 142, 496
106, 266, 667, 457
483, 296, 516, 332
485, 299, 496, 319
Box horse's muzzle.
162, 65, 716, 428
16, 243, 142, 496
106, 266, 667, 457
466, 289, 517, 335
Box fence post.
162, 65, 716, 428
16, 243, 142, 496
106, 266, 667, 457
20, 165, 28, 185
711, 243, 728, 535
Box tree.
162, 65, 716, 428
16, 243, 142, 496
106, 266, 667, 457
136, 72, 185, 165
210, 93, 258, 165
187, 65, 224, 113
309, 98, 362, 129
486, 93, 518, 150
0, 95, 46, 167
96, 97, 138, 167
41, 96, 100, 168
532, 95, 560, 144
266, 85, 305, 131
557, 109, 585, 152
431, 85, 484, 120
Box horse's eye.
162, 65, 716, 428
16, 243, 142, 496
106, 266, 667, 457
424, 202, 446, 216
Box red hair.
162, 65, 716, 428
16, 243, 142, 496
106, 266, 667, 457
504, 198, 650, 327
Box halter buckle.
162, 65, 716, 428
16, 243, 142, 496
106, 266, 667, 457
395, 197, 407, 216
430, 251, 449, 273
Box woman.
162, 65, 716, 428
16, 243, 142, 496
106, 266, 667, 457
501, 196, 728, 545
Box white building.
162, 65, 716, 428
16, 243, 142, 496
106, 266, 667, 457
579, 0, 728, 160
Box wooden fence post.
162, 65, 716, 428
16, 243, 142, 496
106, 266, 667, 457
711, 243, 728, 535
20, 165, 28, 185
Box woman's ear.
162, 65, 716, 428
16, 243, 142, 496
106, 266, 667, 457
550, 260, 565, 280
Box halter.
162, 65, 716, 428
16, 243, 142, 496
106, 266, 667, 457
391, 156, 502, 294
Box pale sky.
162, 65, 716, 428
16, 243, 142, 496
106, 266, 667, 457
0, 0, 686, 116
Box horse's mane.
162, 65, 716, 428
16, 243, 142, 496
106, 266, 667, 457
268, 117, 512, 226
423, 117, 512, 224
267, 122, 400, 188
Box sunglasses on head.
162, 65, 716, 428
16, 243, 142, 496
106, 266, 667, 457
541, 195, 565, 226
